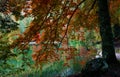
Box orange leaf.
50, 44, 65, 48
39, 53, 47, 61
80, 60, 86, 66
63, 63, 70, 67
32, 54, 37, 61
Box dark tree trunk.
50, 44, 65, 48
97, 0, 118, 64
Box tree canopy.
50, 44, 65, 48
0, 0, 120, 75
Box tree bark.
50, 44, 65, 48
97, 0, 118, 64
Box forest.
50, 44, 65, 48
0, 0, 120, 77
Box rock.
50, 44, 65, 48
116, 53, 120, 60
81, 58, 108, 77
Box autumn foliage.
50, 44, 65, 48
6, 0, 120, 66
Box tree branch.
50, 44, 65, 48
58, 0, 86, 49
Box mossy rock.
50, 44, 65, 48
82, 58, 108, 77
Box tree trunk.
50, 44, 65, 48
97, 0, 118, 64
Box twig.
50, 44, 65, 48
87, 0, 97, 14
58, 0, 86, 48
